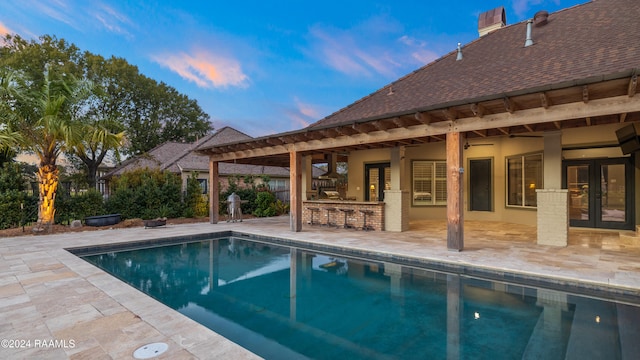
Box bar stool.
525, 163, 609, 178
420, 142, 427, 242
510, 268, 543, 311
339, 208, 355, 229
323, 207, 337, 227
359, 209, 374, 231
306, 207, 320, 225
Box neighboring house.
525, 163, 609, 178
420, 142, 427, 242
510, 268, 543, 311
197, 0, 640, 250
102, 126, 310, 202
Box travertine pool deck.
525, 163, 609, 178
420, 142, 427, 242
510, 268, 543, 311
1, 216, 640, 359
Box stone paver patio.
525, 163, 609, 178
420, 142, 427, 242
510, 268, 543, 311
1, 216, 639, 359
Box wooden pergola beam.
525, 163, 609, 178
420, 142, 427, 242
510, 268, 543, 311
470, 103, 485, 118
582, 85, 589, 103
629, 74, 637, 97
414, 112, 432, 124
204, 95, 640, 162
472, 130, 487, 137
620, 113, 628, 122
503, 96, 515, 113
540, 92, 550, 109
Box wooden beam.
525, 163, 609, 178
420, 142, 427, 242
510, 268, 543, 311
335, 126, 358, 136
524, 124, 534, 132
393, 116, 412, 128
266, 137, 284, 146
289, 150, 302, 232
540, 92, 550, 109
497, 127, 510, 135
414, 112, 432, 124
372, 120, 393, 131
553, 121, 562, 130
442, 108, 458, 121
620, 113, 628, 122
446, 132, 464, 251
503, 96, 515, 113
629, 74, 637, 97
208, 159, 219, 224
207, 95, 640, 162
352, 122, 375, 134
586, 117, 591, 126
582, 85, 589, 103
470, 103, 485, 118
472, 130, 487, 137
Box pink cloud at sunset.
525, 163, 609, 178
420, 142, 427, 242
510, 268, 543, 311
152, 50, 248, 89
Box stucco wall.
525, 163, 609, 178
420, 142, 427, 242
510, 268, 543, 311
344, 123, 636, 228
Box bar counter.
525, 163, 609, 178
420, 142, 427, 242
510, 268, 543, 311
302, 200, 384, 231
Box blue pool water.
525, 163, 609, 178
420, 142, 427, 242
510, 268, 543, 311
79, 235, 640, 359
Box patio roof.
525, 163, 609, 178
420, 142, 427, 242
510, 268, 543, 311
196, 0, 640, 167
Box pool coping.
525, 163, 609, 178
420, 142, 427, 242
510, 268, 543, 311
66, 230, 640, 305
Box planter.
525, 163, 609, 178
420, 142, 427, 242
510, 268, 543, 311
144, 218, 167, 228
84, 214, 121, 227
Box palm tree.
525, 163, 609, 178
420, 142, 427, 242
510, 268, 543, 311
1, 68, 101, 230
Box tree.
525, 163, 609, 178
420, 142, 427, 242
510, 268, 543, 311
1, 67, 90, 230
2, 34, 213, 186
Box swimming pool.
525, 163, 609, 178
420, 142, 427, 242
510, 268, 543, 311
74, 232, 640, 359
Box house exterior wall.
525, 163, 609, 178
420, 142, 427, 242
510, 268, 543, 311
344, 123, 638, 230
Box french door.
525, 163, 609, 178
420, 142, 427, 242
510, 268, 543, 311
563, 158, 634, 230
365, 163, 390, 201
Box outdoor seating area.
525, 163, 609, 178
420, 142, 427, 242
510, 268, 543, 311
303, 200, 384, 231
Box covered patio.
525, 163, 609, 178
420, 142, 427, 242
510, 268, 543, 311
197, 0, 640, 252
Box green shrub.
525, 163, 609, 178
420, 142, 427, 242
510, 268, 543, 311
184, 172, 208, 217
253, 191, 277, 217
0, 162, 37, 229
105, 168, 183, 219
0, 191, 37, 229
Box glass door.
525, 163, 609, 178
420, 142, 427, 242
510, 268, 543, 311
365, 163, 390, 201
563, 158, 633, 230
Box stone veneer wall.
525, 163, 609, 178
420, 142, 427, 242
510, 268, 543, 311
536, 189, 569, 246
302, 202, 384, 231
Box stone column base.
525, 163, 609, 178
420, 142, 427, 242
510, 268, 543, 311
536, 189, 569, 246
384, 190, 409, 232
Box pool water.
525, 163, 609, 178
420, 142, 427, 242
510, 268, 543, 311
82, 236, 640, 359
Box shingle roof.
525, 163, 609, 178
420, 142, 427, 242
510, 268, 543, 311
103, 127, 300, 178
309, 0, 640, 128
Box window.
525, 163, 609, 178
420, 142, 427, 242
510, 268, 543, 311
412, 161, 447, 206
198, 179, 208, 194
506, 153, 543, 208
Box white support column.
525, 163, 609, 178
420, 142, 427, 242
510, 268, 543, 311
537, 131, 568, 246
385, 146, 409, 231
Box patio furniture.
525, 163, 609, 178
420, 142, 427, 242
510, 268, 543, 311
359, 209, 374, 231
307, 207, 320, 225
322, 207, 338, 227
339, 208, 355, 229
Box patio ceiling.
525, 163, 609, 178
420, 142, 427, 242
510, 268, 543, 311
197, 71, 640, 168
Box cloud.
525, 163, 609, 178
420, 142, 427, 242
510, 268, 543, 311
307, 16, 440, 79
25, 0, 77, 28
152, 49, 248, 89
91, 3, 133, 37
0, 21, 12, 37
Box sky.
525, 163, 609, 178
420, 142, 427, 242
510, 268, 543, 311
0, 0, 586, 138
